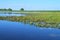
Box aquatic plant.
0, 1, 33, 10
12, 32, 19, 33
0, 12, 60, 28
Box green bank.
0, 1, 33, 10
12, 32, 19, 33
0, 11, 60, 28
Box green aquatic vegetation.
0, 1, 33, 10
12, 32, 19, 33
0, 12, 60, 28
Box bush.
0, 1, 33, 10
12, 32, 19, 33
20, 8, 24, 11
8, 8, 12, 11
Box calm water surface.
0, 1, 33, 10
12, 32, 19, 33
0, 12, 25, 16
0, 20, 60, 40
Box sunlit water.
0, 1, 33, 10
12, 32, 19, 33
0, 20, 60, 40
0, 12, 25, 16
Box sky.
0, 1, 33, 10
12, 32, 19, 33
0, 0, 60, 10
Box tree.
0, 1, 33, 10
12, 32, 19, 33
20, 8, 24, 11
3, 8, 7, 11
0, 8, 7, 11
8, 8, 12, 11
0, 9, 3, 11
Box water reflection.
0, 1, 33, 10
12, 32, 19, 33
0, 20, 60, 40
0, 12, 25, 16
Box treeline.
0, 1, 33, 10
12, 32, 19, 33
0, 8, 24, 11
0, 8, 12, 11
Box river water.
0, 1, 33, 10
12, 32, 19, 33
0, 12, 60, 40
0, 12, 25, 16
0, 20, 60, 40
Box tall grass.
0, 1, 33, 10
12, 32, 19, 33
0, 12, 60, 28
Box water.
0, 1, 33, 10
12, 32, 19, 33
0, 12, 25, 16
0, 20, 60, 40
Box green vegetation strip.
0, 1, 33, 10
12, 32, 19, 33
0, 12, 60, 28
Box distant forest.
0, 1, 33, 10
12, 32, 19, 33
0, 8, 24, 11
0, 8, 12, 11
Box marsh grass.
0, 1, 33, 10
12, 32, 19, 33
0, 12, 60, 28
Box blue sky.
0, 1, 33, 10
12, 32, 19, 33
0, 0, 60, 10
